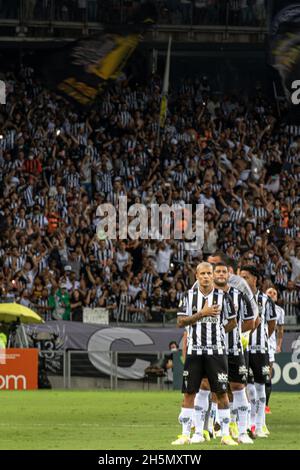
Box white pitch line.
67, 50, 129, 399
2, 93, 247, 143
0, 423, 165, 427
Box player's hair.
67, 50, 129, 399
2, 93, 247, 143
196, 261, 212, 273
240, 265, 260, 278
212, 261, 228, 270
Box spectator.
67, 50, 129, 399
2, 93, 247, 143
49, 284, 71, 320
70, 289, 84, 322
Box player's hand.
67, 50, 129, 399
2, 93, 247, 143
199, 301, 221, 317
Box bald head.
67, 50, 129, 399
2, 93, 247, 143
196, 262, 213, 274
196, 262, 213, 289
266, 287, 277, 303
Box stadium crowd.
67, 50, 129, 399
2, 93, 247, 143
0, 0, 267, 27
0, 65, 299, 324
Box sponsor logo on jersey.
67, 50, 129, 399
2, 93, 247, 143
217, 373, 228, 383
262, 365, 270, 376
239, 365, 248, 376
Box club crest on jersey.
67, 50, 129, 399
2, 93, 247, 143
262, 365, 270, 376
217, 373, 228, 384
192, 306, 197, 313
239, 365, 248, 376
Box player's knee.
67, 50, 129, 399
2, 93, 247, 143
216, 392, 229, 409
200, 379, 210, 391
184, 393, 195, 407
230, 382, 244, 392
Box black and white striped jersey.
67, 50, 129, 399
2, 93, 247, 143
142, 272, 154, 295
23, 185, 35, 207
228, 207, 245, 223
178, 285, 236, 356
249, 291, 277, 353
228, 273, 259, 319
251, 206, 268, 221
116, 292, 132, 323
131, 299, 147, 323
225, 287, 254, 356
282, 289, 299, 316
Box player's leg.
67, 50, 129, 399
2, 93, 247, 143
265, 358, 273, 412
207, 392, 219, 438
247, 352, 257, 436
229, 353, 253, 443
191, 377, 210, 443
172, 355, 202, 445
251, 352, 270, 438
206, 354, 238, 446
263, 361, 272, 435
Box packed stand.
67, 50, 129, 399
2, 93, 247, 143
0, 1, 267, 26
0, 66, 299, 324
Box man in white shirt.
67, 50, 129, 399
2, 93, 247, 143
156, 242, 173, 274
265, 287, 285, 416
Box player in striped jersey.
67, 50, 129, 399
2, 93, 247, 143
265, 287, 285, 418
213, 262, 255, 444
207, 253, 259, 320
240, 266, 277, 438
172, 262, 237, 446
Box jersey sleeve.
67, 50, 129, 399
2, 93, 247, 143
278, 306, 285, 326
223, 292, 237, 320
228, 274, 258, 319
177, 293, 189, 317
266, 298, 277, 322
241, 293, 255, 321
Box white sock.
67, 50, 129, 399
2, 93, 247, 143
254, 383, 266, 432
233, 389, 248, 435
181, 407, 194, 437
194, 390, 210, 435
230, 401, 237, 423
218, 408, 230, 437
247, 402, 251, 429
208, 401, 217, 433
247, 383, 256, 428
214, 401, 220, 424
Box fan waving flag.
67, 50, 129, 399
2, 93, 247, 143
42, 32, 140, 107
159, 36, 172, 128
270, 1, 300, 122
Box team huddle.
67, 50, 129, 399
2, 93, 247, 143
173, 254, 284, 446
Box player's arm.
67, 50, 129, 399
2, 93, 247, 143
268, 319, 276, 337
177, 300, 221, 328
266, 298, 277, 337
251, 314, 261, 332
224, 318, 237, 333
242, 319, 254, 332
276, 324, 284, 352
241, 294, 255, 332
182, 330, 187, 362
223, 293, 237, 333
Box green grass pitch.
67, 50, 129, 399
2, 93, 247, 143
0, 390, 299, 450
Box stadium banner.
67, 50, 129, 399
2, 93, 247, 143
270, 1, 300, 122
42, 32, 140, 107
173, 352, 300, 392
26, 322, 300, 383
0, 348, 38, 390
83, 307, 109, 325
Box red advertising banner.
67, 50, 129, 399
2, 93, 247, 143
0, 349, 38, 390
